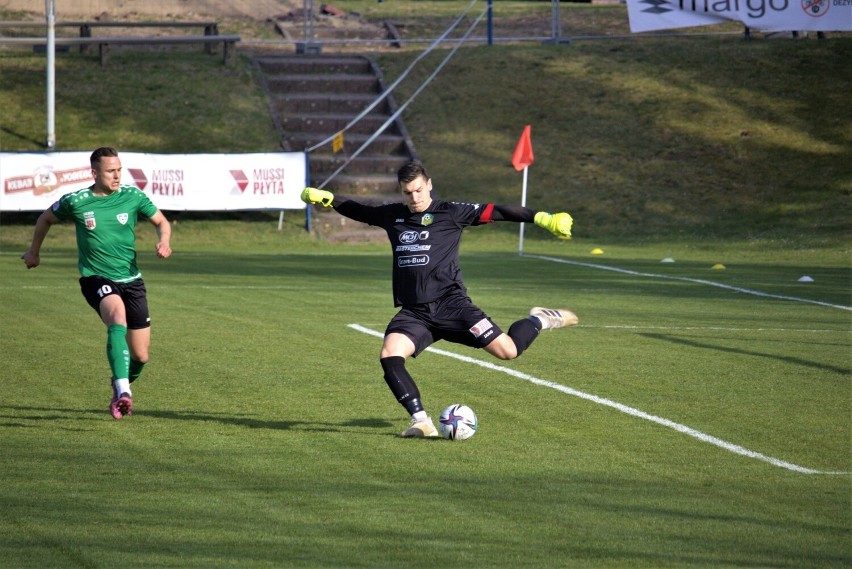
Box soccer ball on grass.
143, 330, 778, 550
438, 403, 478, 441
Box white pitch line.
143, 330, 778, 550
524, 254, 852, 312
348, 323, 847, 475
585, 324, 849, 334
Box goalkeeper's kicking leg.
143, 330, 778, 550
380, 307, 577, 438
484, 307, 578, 360
380, 331, 438, 438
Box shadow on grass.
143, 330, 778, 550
0, 404, 395, 432
640, 333, 850, 375
0, 125, 45, 148
142, 409, 395, 433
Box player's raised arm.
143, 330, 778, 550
301, 186, 382, 227
487, 204, 573, 239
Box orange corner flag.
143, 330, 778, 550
511, 125, 534, 171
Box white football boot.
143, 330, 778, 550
529, 307, 579, 330
400, 416, 439, 438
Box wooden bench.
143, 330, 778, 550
0, 20, 218, 33
0, 34, 241, 66
0, 20, 220, 53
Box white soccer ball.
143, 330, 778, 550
438, 403, 478, 441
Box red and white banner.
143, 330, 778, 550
0, 151, 308, 211
626, 0, 851, 33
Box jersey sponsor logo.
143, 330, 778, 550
397, 255, 429, 268
395, 244, 431, 252
470, 318, 494, 338
84, 211, 96, 230
399, 230, 419, 244
116, 213, 129, 225
396, 230, 431, 251
398, 230, 430, 244
420, 213, 434, 226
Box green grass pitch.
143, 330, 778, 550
0, 229, 849, 568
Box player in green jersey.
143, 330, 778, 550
22, 147, 172, 420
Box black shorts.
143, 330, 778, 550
79, 276, 151, 329
385, 291, 503, 357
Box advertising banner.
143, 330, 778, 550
0, 151, 308, 212
626, 0, 852, 33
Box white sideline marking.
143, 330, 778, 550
587, 324, 848, 334
524, 254, 852, 312
348, 323, 848, 475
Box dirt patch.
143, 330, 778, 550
2, 0, 393, 51
2, 0, 299, 20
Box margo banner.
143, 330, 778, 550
626, 0, 852, 33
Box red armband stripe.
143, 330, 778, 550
479, 203, 495, 223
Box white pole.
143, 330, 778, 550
309, 0, 315, 44
45, 0, 56, 149
518, 165, 528, 256
551, 0, 562, 42
302, 0, 308, 44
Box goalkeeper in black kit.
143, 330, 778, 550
301, 160, 577, 438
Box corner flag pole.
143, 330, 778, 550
519, 165, 529, 256
511, 125, 534, 256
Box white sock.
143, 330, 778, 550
412, 410, 428, 422
113, 377, 131, 397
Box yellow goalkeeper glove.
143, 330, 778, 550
300, 187, 334, 207
534, 211, 573, 239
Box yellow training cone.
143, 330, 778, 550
711, 263, 726, 270
591, 248, 604, 255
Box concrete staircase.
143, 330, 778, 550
254, 54, 417, 200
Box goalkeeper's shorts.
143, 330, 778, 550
385, 292, 504, 357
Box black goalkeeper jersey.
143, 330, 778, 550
335, 197, 495, 307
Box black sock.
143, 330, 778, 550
380, 356, 423, 414
508, 317, 541, 357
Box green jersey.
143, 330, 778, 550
51, 184, 159, 282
